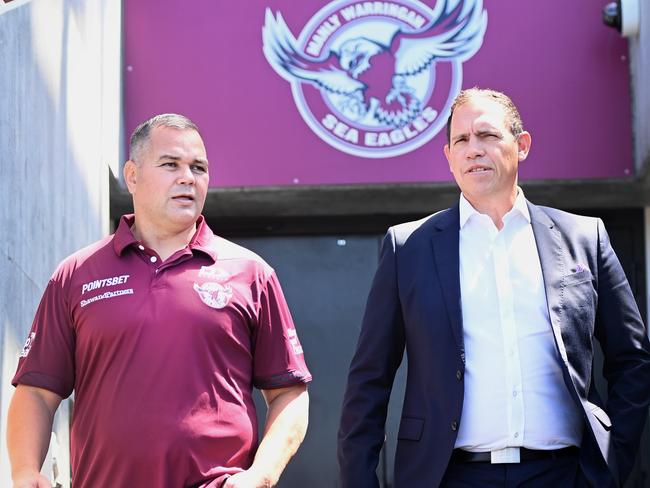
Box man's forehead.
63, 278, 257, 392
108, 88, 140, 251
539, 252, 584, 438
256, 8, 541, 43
148, 127, 206, 153
451, 98, 509, 130
150, 125, 201, 141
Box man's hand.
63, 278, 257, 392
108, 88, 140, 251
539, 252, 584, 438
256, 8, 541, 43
222, 469, 272, 488
12, 470, 52, 488
225, 384, 308, 488
7, 386, 61, 488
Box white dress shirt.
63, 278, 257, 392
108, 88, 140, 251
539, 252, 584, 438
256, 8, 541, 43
454, 190, 583, 451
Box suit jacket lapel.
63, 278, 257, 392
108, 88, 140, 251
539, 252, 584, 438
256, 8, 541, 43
430, 204, 465, 360
528, 201, 570, 364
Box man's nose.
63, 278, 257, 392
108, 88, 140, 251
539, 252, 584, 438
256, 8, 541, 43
466, 137, 485, 159
177, 165, 195, 185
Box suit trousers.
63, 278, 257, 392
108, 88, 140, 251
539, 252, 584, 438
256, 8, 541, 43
439, 452, 588, 488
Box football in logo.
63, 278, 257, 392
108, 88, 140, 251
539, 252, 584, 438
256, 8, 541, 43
263, 0, 487, 158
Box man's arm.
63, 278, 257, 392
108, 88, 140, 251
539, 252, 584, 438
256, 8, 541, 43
338, 230, 405, 488
224, 383, 309, 488
7, 385, 62, 488
594, 219, 650, 483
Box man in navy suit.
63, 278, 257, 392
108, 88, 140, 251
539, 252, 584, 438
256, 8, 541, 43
338, 88, 650, 487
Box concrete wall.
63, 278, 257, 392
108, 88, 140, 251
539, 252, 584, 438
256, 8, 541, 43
629, 0, 650, 172
630, 4, 650, 484
0, 0, 121, 485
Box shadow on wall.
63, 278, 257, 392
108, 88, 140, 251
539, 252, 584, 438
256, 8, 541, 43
0, 1, 112, 486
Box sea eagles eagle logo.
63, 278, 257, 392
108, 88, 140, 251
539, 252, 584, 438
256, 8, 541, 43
193, 282, 233, 309
262, 0, 487, 158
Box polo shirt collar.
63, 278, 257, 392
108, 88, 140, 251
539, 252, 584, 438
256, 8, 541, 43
459, 187, 530, 229
189, 216, 217, 261
113, 214, 217, 262
113, 215, 138, 255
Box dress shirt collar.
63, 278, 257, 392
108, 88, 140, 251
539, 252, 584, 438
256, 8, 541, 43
459, 187, 531, 229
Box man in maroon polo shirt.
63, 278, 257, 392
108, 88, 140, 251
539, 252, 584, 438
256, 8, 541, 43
7, 114, 312, 488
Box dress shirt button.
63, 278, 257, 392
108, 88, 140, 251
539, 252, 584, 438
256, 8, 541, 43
150, 256, 158, 263
138, 244, 145, 251
451, 421, 458, 431
456, 370, 463, 381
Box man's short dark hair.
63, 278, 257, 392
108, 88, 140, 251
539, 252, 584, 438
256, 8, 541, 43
445, 88, 524, 143
129, 113, 199, 162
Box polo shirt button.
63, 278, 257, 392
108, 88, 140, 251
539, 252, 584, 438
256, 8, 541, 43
138, 245, 145, 251
451, 421, 458, 431
456, 370, 463, 381
150, 256, 158, 263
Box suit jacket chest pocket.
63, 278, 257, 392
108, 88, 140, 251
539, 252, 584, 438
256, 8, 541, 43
562, 275, 596, 344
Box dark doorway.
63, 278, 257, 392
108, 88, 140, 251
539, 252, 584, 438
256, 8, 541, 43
218, 206, 648, 487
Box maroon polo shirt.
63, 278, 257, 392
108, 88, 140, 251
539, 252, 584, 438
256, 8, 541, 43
13, 215, 311, 488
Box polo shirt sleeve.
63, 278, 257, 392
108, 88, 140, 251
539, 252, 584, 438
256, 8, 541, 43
252, 270, 312, 390
12, 274, 76, 399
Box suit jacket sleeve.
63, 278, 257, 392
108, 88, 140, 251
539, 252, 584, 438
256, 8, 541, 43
594, 218, 650, 483
338, 229, 406, 488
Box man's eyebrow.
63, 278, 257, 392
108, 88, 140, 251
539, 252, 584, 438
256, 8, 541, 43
157, 154, 181, 162
156, 155, 209, 165
451, 127, 501, 142
451, 132, 469, 143
475, 128, 501, 136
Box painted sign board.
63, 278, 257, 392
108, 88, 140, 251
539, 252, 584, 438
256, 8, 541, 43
124, 0, 632, 187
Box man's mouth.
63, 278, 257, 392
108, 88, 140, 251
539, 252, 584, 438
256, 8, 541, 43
467, 166, 491, 174
172, 194, 195, 202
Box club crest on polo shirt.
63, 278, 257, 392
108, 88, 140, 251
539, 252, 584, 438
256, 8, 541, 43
193, 282, 233, 309
19, 332, 36, 358
262, 0, 487, 158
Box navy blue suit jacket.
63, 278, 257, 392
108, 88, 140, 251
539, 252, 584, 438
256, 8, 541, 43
338, 202, 650, 487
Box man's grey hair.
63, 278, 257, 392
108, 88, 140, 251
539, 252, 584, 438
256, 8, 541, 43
445, 87, 524, 144
129, 113, 200, 162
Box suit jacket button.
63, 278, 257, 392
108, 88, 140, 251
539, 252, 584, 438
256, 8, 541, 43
451, 421, 458, 431
456, 370, 463, 381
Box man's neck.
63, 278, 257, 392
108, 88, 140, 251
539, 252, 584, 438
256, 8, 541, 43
131, 219, 197, 262
464, 191, 517, 230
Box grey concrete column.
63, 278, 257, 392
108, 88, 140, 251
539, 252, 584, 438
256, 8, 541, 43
0, 0, 121, 485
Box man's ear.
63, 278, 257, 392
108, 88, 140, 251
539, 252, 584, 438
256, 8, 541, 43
123, 160, 137, 195
444, 144, 452, 173
517, 131, 532, 162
